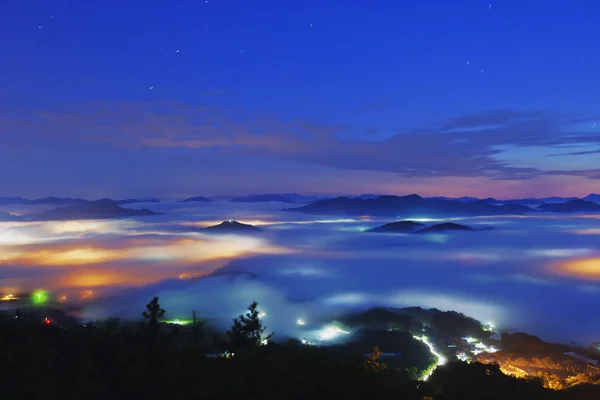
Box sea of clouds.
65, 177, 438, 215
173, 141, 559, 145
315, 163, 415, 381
2, 200, 600, 344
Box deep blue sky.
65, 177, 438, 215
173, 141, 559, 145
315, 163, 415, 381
1, 0, 599, 198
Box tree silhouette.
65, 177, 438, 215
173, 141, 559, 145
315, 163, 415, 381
141, 297, 165, 343
227, 301, 273, 354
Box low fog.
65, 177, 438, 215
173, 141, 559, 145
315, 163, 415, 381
1, 200, 600, 344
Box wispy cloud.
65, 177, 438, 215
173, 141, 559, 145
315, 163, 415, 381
2, 103, 599, 181
547, 149, 600, 157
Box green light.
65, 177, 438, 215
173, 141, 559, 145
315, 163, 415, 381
161, 319, 192, 326
31, 290, 49, 305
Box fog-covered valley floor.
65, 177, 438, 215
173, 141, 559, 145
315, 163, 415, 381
1, 200, 600, 344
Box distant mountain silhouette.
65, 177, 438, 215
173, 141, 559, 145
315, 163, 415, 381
368, 220, 425, 233
416, 222, 475, 234
181, 196, 214, 203
368, 220, 493, 234
230, 194, 295, 203
208, 195, 237, 201
284, 194, 535, 217
0, 210, 22, 221
206, 262, 259, 279
536, 199, 600, 213
203, 220, 261, 234
482, 197, 545, 206
347, 194, 382, 200
539, 196, 579, 203
428, 195, 593, 205
584, 194, 600, 203
0, 196, 87, 206
114, 198, 160, 205
432, 196, 544, 206
0, 197, 28, 205
273, 193, 328, 203
427, 196, 479, 203
27, 199, 161, 221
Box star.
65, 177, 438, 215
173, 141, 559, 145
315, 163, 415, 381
466, 61, 470, 66
309, 23, 313, 28
176, 49, 180, 53
480, 69, 484, 74
148, 86, 154, 90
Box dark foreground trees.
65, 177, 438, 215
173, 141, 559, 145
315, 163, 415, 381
0, 298, 598, 400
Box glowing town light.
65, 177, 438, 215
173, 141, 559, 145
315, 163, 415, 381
475, 342, 486, 349
81, 290, 94, 300
484, 322, 495, 331
456, 352, 470, 362
463, 337, 477, 344
318, 325, 350, 341
228, 219, 233, 223
31, 290, 49, 305
0, 293, 17, 301
413, 335, 447, 381
296, 319, 305, 326
162, 319, 192, 326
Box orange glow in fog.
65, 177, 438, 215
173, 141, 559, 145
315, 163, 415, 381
7, 248, 120, 266
553, 258, 600, 280
573, 229, 600, 235
0, 236, 292, 267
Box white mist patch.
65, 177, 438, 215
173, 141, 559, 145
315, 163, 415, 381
528, 248, 596, 258
578, 285, 600, 294
0, 228, 34, 245
86, 276, 337, 340
321, 292, 376, 306
280, 266, 331, 277
508, 274, 554, 285
388, 290, 508, 328
468, 273, 554, 286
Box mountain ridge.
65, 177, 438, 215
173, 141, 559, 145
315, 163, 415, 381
284, 194, 536, 217
26, 199, 162, 221
536, 199, 600, 213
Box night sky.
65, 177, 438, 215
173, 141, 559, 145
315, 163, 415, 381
1, 0, 599, 199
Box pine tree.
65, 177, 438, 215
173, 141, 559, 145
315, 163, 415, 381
141, 297, 165, 339
227, 301, 273, 354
